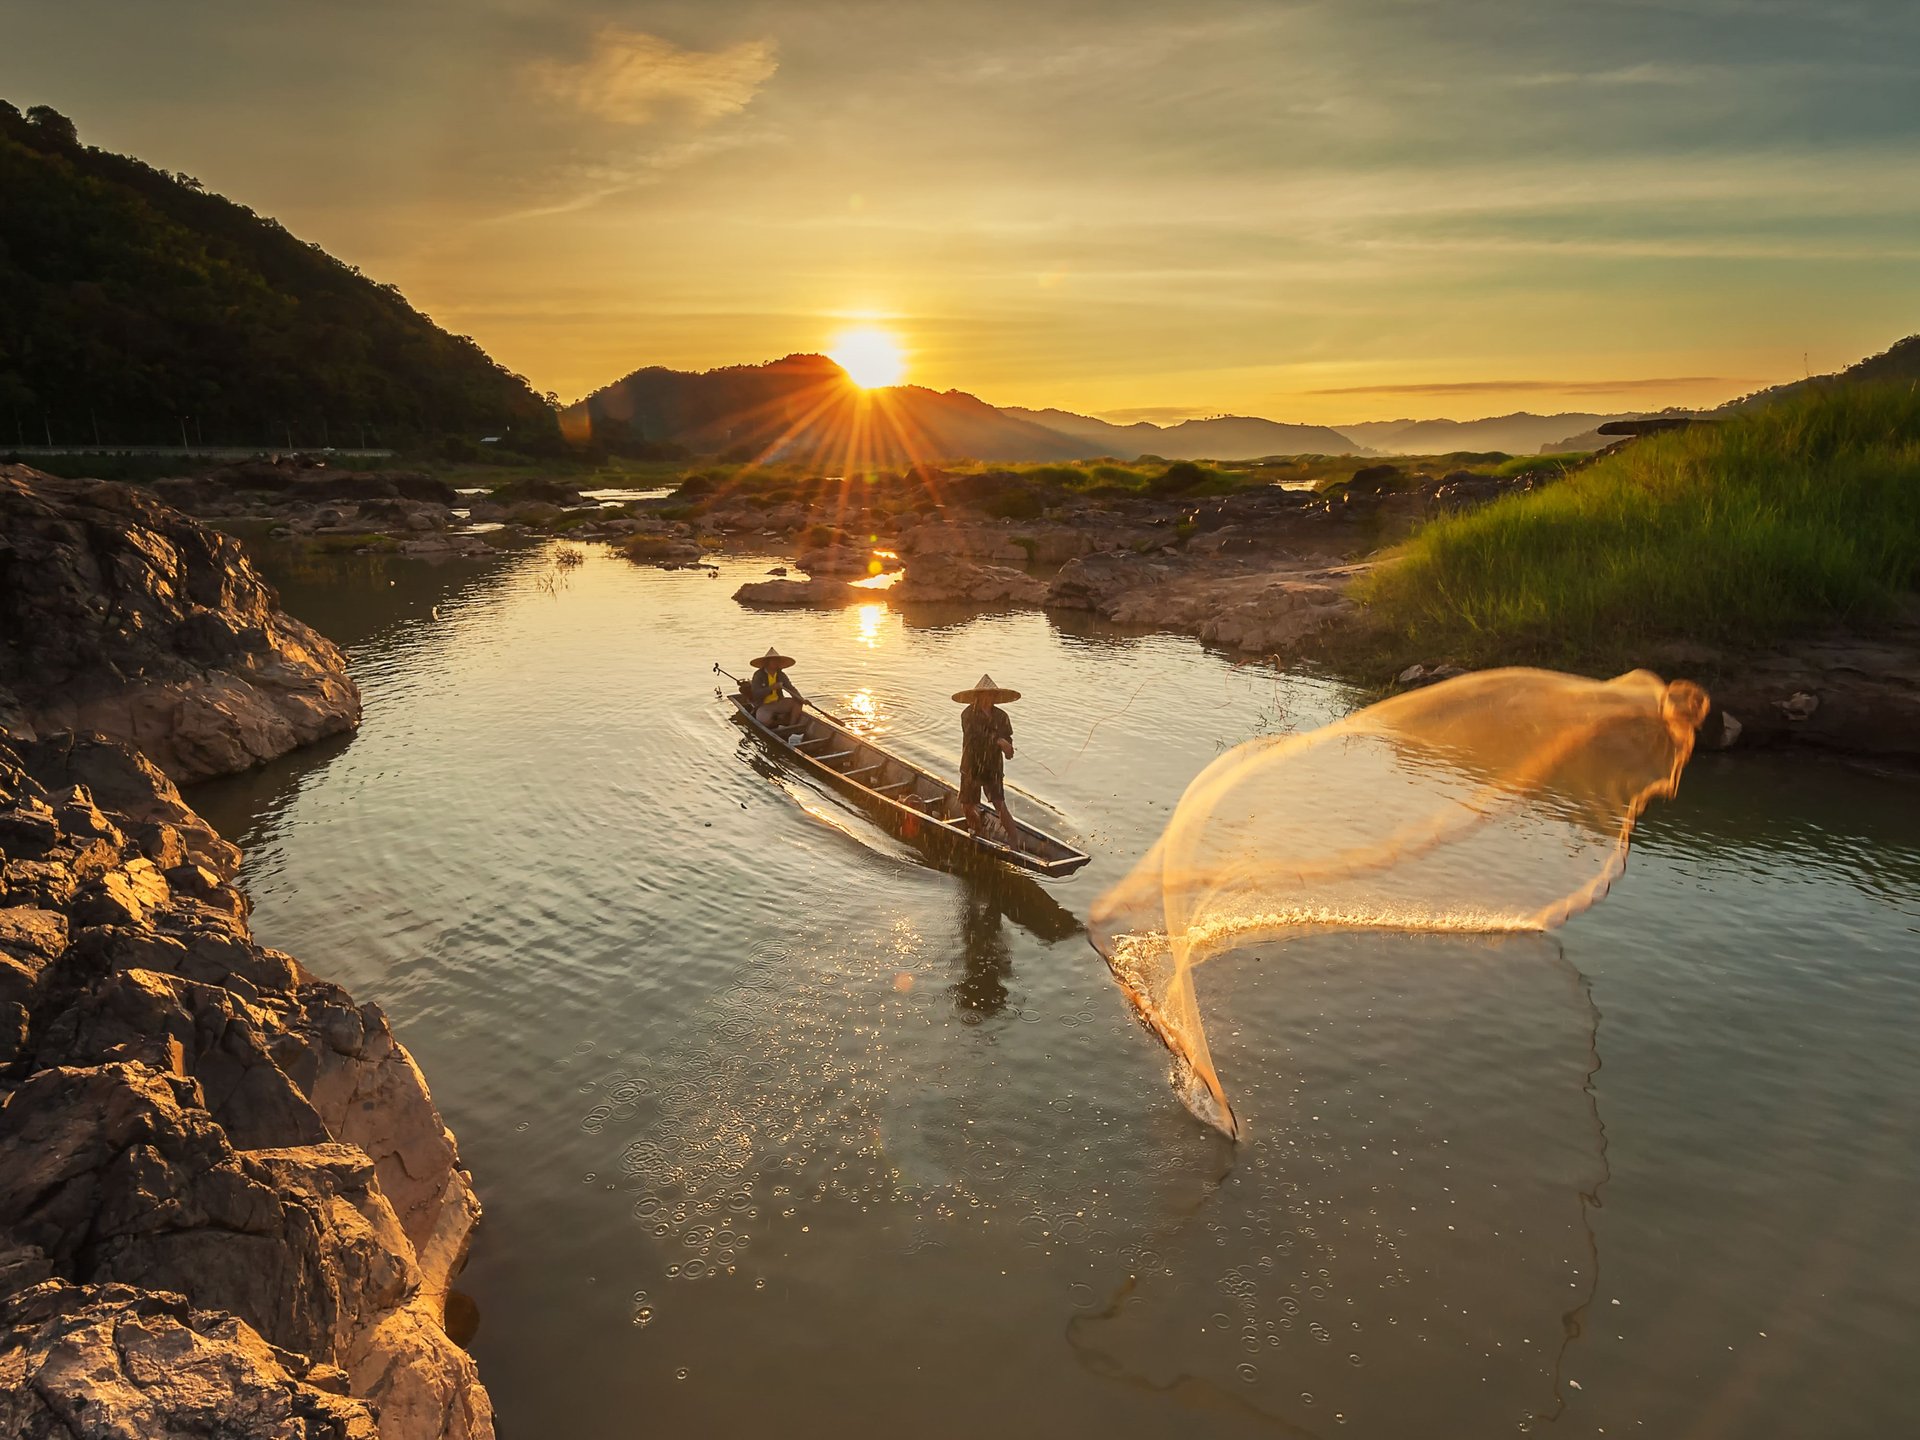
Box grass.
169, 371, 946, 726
308, 532, 399, 555
1493, 452, 1590, 480
1358, 384, 1920, 667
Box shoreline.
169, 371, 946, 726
1, 466, 493, 1438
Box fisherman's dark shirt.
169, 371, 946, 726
961, 704, 1013, 782
750, 667, 798, 706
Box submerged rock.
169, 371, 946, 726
0, 466, 362, 784
0, 733, 491, 1439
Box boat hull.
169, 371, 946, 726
725, 693, 1090, 878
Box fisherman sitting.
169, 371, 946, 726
748, 646, 807, 726
954, 673, 1021, 848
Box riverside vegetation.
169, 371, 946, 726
1361, 385, 1920, 669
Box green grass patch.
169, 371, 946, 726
309, 532, 399, 555
1493, 452, 1587, 480
1358, 384, 1920, 667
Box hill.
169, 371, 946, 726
1723, 335, 1920, 411
569, 361, 1365, 465
0, 100, 556, 450
1002, 407, 1362, 459
564, 354, 1097, 466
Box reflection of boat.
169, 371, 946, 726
725, 693, 1091, 878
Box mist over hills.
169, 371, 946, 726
1001, 407, 1359, 460
1340, 412, 1667, 455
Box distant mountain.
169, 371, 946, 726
567, 362, 1368, 466
564, 355, 1093, 465
0, 100, 556, 449
1003, 407, 1361, 459
1343, 412, 1664, 456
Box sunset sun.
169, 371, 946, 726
828, 325, 905, 388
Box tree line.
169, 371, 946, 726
0, 100, 562, 453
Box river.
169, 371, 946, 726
190, 541, 1920, 1440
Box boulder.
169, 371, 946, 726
0, 467, 361, 784
796, 544, 884, 577
896, 555, 1046, 607
732, 577, 867, 608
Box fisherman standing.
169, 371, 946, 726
748, 646, 807, 726
954, 674, 1021, 846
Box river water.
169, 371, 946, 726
191, 542, 1920, 1440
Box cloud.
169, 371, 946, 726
1311, 378, 1732, 397
527, 27, 776, 126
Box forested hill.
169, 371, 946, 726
0, 101, 556, 450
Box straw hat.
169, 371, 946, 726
749, 646, 795, 671
952, 673, 1021, 704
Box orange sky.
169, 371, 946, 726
4, 1, 1916, 422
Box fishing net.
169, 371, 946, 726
1089, 667, 1709, 1138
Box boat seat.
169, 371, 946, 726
875, 778, 912, 792
847, 764, 882, 779
817, 749, 853, 762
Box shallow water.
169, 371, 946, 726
192, 543, 1920, 1439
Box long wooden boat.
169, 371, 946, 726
725, 692, 1091, 878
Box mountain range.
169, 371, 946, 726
565, 357, 1673, 463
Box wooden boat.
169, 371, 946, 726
725, 692, 1091, 878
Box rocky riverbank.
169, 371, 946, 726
0, 734, 490, 1439
1, 469, 493, 1435
698, 463, 1920, 762
1, 466, 363, 784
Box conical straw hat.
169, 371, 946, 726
952, 673, 1021, 704
749, 646, 795, 671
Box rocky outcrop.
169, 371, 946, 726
794, 543, 884, 577
0, 733, 490, 1439
732, 576, 868, 607
895, 555, 1047, 607
1645, 627, 1920, 758
1049, 551, 1361, 656
1, 1279, 380, 1439
1, 467, 363, 784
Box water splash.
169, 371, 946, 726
1090, 667, 1710, 1138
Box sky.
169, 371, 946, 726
4, 0, 1917, 423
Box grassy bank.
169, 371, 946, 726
1358, 384, 1920, 667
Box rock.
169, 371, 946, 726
1775, 691, 1820, 721
896, 555, 1047, 607
1048, 551, 1179, 612
488, 477, 584, 508
0, 733, 492, 1439
796, 544, 883, 577
732, 577, 867, 608
0, 467, 362, 784
1049, 552, 1362, 656
0, 1279, 380, 1439
1397, 663, 1427, 685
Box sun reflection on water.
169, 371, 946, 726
853, 602, 888, 649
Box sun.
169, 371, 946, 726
828, 326, 905, 389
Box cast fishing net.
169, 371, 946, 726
1089, 668, 1709, 1138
